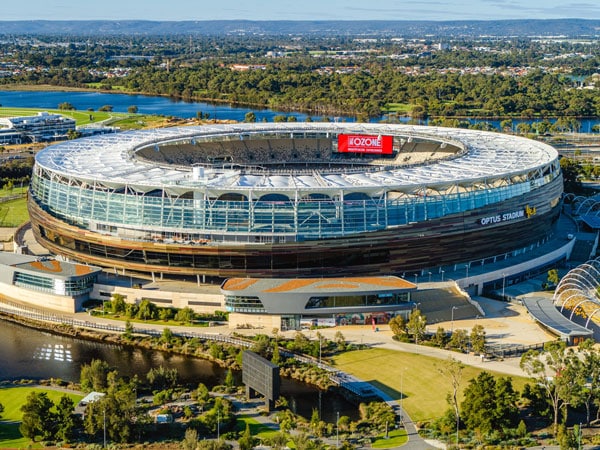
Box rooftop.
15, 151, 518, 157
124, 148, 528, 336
221, 276, 416, 295
0, 253, 101, 278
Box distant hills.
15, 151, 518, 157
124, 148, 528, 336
0, 19, 599, 37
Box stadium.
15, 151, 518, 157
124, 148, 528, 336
28, 122, 563, 282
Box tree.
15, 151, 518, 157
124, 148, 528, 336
111, 293, 127, 313
123, 320, 134, 340
58, 102, 75, 110
147, 366, 178, 391
98, 104, 113, 112
431, 326, 448, 348
67, 129, 82, 140
388, 315, 406, 337
159, 307, 174, 322
560, 157, 583, 193
0, 402, 3, 419
448, 329, 468, 352
161, 327, 174, 344
520, 340, 577, 436
137, 299, 157, 321
437, 358, 464, 447
84, 376, 138, 444
127, 105, 138, 114
80, 359, 112, 392
224, 368, 235, 390
55, 395, 77, 443
272, 340, 281, 365
406, 309, 427, 344
196, 382, 210, 410
20, 391, 56, 441
547, 269, 560, 286
182, 427, 198, 450
244, 111, 257, 123
574, 339, 600, 426
238, 423, 255, 450
470, 324, 486, 354
175, 306, 195, 324
461, 372, 518, 436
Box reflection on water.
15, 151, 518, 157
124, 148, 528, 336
33, 343, 73, 362
0, 319, 359, 420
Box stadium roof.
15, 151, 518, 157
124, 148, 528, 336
36, 123, 558, 193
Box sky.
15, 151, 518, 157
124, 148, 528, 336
2, 0, 600, 21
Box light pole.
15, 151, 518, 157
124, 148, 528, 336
336, 411, 340, 448
502, 273, 506, 299
319, 335, 322, 367
413, 273, 418, 286
428, 271, 432, 282
465, 264, 469, 284
451, 306, 458, 332
441, 270, 445, 282
400, 370, 404, 422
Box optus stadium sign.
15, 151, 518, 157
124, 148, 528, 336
479, 205, 537, 226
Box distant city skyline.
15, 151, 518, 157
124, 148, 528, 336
2, 0, 600, 21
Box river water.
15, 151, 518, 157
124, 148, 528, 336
2, 89, 600, 131
0, 90, 331, 122
0, 318, 357, 421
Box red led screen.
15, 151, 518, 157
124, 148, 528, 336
338, 134, 393, 154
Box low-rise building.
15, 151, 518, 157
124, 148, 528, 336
221, 276, 417, 330
0, 111, 76, 142
0, 253, 101, 312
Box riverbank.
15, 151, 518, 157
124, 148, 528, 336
0, 301, 335, 392
0, 83, 316, 116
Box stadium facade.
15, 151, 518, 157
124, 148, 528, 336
28, 123, 563, 281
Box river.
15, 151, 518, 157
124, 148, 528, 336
0, 318, 357, 421
0, 90, 333, 122
2, 89, 600, 131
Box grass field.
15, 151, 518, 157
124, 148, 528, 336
382, 103, 412, 113
0, 106, 126, 127
0, 186, 27, 199
0, 386, 83, 448
372, 428, 408, 448
0, 106, 187, 131
235, 414, 281, 440
332, 347, 529, 423
0, 195, 29, 227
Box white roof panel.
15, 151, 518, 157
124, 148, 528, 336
35, 123, 558, 193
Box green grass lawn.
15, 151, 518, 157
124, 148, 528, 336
0, 107, 128, 126
0, 186, 27, 199
91, 308, 214, 328
382, 103, 412, 113
372, 428, 408, 448
332, 347, 529, 423
235, 414, 280, 440
0, 196, 29, 227
0, 386, 83, 448
0, 106, 173, 131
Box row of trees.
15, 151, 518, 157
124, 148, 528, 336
19, 392, 77, 443
428, 340, 600, 446
101, 294, 215, 324
388, 310, 487, 354
107, 64, 600, 119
